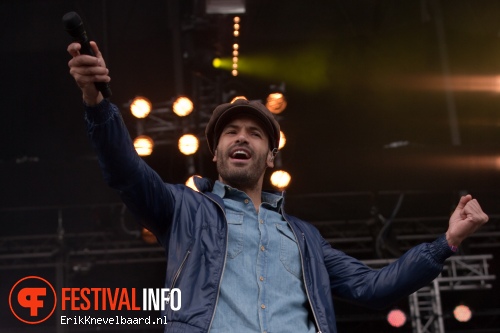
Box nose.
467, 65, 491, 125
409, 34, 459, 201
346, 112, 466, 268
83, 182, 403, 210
235, 131, 249, 144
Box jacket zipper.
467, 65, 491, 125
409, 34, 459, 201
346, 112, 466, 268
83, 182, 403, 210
199, 192, 229, 332
166, 249, 191, 304
283, 215, 323, 333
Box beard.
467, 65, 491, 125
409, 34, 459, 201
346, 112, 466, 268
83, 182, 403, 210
216, 145, 268, 190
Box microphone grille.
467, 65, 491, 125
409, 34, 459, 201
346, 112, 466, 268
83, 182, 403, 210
62, 11, 83, 35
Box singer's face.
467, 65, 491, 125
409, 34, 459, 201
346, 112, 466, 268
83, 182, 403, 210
213, 116, 274, 189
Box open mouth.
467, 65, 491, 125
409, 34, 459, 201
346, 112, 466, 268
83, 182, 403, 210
230, 149, 251, 160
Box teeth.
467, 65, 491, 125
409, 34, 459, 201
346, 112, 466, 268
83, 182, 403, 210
232, 150, 249, 158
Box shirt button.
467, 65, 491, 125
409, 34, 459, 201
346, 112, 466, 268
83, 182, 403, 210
244, 199, 249, 204
259, 276, 264, 281
260, 245, 265, 251
261, 304, 266, 309
259, 219, 264, 224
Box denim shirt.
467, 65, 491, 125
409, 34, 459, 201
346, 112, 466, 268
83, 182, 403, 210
210, 181, 316, 333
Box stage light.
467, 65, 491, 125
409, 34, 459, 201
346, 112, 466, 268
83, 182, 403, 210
178, 134, 199, 155
266, 92, 287, 114
230, 96, 247, 103
496, 156, 500, 170
213, 17, 241, 76
130, 96, 152, 118
270, 170, 291, 189
141, 227, 157, 244
229, 49, 330, 90
279, 131, 286, 150
211, 57, 233, 70
133, 135, 154, 156
453, 304, 472, 322
387, 309, 406, 328
232, 41, 240, 77
212, 58, 222, 68
173, 96, 193, 117
185, 175, 200, 192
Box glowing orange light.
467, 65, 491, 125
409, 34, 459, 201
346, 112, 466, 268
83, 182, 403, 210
406, 75, 500, 93
270, 170, 291, 189
387, 309, 406, 328
185, 175, 201, 192
230, 96, 247, 103
130, 96, 152, 118
279, 131, 286, 150
453, 305, 472, 322
134, 135, 154, 156
266, 92, 287, 114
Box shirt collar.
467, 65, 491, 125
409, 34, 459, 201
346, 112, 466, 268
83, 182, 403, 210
212, 180, 284, 210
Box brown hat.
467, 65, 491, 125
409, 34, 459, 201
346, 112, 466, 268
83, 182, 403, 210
205, 98, 280, 155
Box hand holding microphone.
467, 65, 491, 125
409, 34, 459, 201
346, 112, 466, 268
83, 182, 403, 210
63, 12, 112, 103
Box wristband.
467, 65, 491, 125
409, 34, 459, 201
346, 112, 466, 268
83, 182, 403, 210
449, 244, 458, 252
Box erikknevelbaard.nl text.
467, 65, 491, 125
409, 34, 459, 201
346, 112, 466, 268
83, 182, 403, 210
61, 315, 170, 325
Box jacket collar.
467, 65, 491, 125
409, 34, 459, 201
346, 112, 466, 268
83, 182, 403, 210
193, 176, 215, 192
193, 176, 287, 212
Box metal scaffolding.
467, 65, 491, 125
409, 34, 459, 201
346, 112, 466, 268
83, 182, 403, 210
409, 255, 496, 333
2, 204, 499, 269
365, 255, 496, 333
1, 194, 498, 332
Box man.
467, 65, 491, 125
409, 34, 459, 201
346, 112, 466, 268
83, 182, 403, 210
67, 41, 490, 333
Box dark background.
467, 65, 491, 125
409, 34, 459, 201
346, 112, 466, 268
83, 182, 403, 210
1, 0, 500, 332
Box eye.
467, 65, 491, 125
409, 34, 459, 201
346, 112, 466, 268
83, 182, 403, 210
251, 131, 262, 138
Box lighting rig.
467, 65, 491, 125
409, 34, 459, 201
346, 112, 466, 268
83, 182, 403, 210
126, 84, 292, 191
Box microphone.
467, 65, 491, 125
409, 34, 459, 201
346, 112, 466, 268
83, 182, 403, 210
62, 11, 112, 98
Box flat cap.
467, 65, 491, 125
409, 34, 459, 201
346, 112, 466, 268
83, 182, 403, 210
205, 99, 280, 155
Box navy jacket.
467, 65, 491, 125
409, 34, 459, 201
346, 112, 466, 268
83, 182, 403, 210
85, 100, 453, 333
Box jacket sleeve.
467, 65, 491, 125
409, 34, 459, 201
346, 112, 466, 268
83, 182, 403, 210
84, 99, 176, 243
324, 233, 454, 309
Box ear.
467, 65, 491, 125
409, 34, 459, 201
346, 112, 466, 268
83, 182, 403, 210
266, 151, 275, 168
212, 149, 218, 162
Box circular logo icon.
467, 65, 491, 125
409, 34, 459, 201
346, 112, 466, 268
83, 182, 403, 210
9, 276, 57, 324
